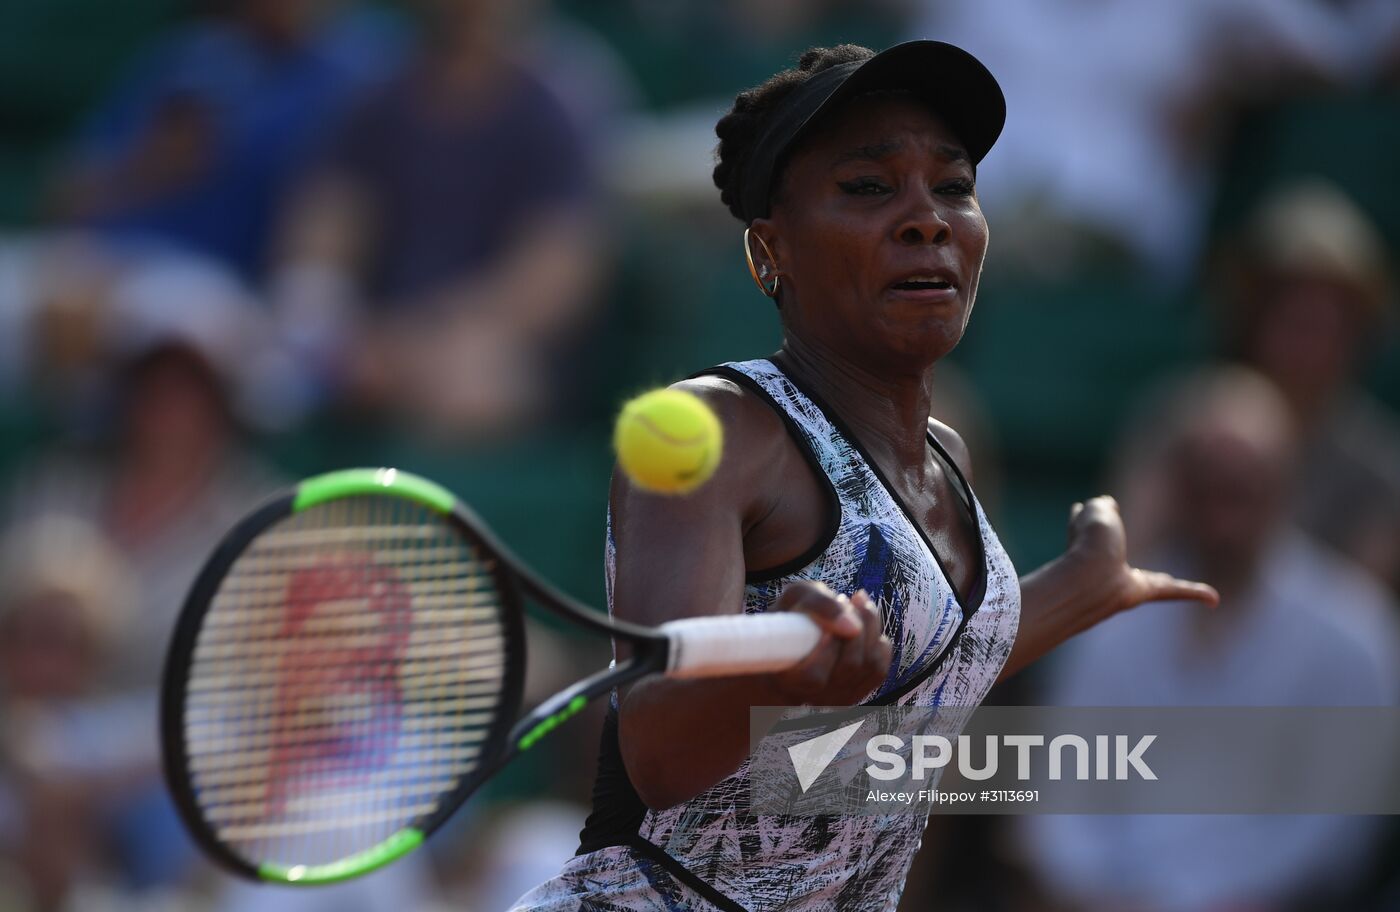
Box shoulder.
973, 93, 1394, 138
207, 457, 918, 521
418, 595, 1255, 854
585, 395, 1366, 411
1277, 531, 1396, 623
1225, 533, 1399, 703
151, 24, 265, 83
671, 375, 794, 488
928, 417, 973, 484
606, 375, 801, 599
607, 374, 802, 532
77, 25, 234, 137
1331, 392, 1400, 487
316, 7, 412, 83
1277, 533, 1400, 681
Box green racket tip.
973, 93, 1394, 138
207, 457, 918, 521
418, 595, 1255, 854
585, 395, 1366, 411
258, 828, 425, 885
293, 468, 455, 514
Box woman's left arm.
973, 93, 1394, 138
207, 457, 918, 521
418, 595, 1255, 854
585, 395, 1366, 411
1000, 496, 1219, 683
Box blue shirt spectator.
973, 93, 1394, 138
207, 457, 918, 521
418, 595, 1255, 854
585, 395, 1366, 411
271, 1, 607, 439
329, 60, 590, 305
55, 3, 404, 278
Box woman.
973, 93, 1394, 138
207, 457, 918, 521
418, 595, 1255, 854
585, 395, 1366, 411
512, 41, 1217, 911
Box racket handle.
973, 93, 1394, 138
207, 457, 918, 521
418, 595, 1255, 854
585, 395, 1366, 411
660, 613, 823, 678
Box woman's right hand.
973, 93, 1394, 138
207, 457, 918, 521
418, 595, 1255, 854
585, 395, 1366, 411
770, 581, 891, 705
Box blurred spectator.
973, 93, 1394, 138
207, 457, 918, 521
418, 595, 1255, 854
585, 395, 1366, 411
49, 0, 404, 278
1020, 367, 1399, 912
273, 0, 609, 441
0, 515, 199, 908
9, 247, 284, 690
3, 237, 305, 427
911, 0, 1367, 276
1214, 179, 1400, 594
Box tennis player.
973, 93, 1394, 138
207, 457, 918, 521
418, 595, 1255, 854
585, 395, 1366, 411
511, 41, 1218, 911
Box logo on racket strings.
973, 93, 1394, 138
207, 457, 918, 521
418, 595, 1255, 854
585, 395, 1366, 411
267, 556, 411, 814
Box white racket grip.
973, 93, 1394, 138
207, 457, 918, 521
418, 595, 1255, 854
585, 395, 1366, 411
660, 613, 823, 678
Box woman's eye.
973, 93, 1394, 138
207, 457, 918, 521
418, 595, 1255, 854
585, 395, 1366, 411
837, 178, 890, 196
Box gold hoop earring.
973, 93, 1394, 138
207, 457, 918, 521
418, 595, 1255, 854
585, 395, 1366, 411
743, 227, 780, 298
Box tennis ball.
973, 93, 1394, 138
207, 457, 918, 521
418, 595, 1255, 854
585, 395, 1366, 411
613, 388, 723, 495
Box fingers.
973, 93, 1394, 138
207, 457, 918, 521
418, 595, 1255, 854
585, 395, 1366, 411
1071, 495, 1118, 522
1136, 570, 1221, 608
775, 580, 861, 637
771, 585, 891, 703
1068, 501, 1084, 546
833, 589, 888, 688
1066, 495, 1129, 566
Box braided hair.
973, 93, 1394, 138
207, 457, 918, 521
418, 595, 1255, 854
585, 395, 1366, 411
713, 45, 875, 224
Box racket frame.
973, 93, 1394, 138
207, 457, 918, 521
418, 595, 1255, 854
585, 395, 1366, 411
166, 471, 581, 883
160, 469, 693, 885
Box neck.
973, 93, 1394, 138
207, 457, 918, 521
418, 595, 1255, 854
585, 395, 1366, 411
775, 334, 934, 468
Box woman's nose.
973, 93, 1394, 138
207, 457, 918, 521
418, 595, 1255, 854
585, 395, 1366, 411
896, 188, 951, 246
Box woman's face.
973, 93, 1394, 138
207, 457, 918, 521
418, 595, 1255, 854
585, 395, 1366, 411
758, 94, 989, 372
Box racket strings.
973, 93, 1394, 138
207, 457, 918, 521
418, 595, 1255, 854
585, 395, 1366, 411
182, 495, 511, 868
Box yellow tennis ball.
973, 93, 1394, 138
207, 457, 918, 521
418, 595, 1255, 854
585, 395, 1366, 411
613, 388, 723, 495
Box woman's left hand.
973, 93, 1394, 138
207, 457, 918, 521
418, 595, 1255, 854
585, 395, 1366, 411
1063, 495, 1219, 633
1001, 495, 1219, 682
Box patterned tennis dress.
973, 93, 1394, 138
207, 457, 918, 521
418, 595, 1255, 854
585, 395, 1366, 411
510, 358, 1021, 911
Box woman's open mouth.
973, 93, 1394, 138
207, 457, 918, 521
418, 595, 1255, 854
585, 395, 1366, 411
891, 276, 955, 291
888, 273, 959, 302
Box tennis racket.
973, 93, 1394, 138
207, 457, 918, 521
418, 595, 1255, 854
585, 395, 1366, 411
161, 467, 821, 886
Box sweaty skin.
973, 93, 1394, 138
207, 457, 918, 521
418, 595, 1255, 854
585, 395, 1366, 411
613, 96, 1216, 811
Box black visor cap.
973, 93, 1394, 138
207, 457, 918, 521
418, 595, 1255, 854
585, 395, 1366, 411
737, 40, 1005, 224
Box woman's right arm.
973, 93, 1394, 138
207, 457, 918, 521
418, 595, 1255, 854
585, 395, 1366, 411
611, 378, 890, 811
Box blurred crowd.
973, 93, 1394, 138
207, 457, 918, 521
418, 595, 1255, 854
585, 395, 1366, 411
0, 1, 1398, 910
